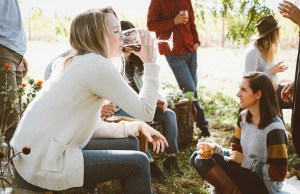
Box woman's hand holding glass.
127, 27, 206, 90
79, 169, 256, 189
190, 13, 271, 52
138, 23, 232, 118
196, 138, 216, 159
122, 28, 173, 64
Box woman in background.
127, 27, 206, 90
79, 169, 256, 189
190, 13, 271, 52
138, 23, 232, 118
244, 15, 292, 117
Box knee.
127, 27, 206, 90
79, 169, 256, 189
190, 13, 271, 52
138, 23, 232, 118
190, 151, 198, 166
133, 152, 149, 171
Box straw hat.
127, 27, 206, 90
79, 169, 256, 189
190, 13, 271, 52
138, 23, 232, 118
251, 15, 280, 40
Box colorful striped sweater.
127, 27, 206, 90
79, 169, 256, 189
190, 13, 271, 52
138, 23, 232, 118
217, 110, 288, 193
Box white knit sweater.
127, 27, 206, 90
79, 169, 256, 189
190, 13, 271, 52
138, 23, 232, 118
10, 53, 159, 190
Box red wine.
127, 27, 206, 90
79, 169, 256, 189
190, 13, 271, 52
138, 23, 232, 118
123, 44, 141, 52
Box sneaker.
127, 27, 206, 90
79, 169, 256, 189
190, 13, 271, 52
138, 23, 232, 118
162, 156, 183, 174
200, 126, 211, 137
150, 161, 167, 180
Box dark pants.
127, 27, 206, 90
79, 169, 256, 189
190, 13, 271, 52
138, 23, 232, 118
0, 44, 23, 144
190, 152, 269, 194
165, 50, 208, 129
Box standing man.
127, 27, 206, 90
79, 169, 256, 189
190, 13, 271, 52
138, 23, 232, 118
279, 0, 300, 156
147, 0, 210, 137
0, 0, 28, 143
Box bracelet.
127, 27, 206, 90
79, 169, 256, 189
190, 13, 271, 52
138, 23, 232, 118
250, 159, 258, 173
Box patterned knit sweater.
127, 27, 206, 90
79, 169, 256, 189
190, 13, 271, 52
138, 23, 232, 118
217, 110, 288, 193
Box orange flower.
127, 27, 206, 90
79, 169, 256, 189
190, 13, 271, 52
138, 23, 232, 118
22, 146, 31, 155
4, 63, 11, 70
36, 80, 43, 87
21, 83, 27, 88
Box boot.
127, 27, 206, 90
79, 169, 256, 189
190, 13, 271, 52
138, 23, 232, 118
150, 161, 167, 180
204, 165, 241, 194
200, 126, 211, 137
163, 156, 183, 174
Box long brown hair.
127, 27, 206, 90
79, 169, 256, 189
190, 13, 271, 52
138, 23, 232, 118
255, 28, 279, 64
244, 72, 281, 129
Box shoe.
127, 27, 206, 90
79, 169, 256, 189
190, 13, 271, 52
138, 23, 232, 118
200, 126, 211, 137
150, 161, 167, 180
163, 156, 184, 174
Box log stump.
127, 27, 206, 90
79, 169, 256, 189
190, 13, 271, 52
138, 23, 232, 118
174, 100, 195, 149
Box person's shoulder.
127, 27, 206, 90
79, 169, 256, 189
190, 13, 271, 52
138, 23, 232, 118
265, 117, 286, 133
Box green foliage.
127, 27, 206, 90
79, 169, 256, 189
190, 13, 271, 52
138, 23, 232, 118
288, 154, 300, 170
193, 0, 272, 45
199, 91, 239, 126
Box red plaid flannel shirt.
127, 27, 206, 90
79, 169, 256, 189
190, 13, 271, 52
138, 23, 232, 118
147, 0, 200, 56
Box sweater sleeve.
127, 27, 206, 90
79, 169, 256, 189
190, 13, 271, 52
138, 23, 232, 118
147, 0, 175, 32
92, 118, 142, 138
241, 129, 288, 182
84, 55, 159, 122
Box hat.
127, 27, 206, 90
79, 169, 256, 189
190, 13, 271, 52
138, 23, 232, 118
251, 15, 279, 40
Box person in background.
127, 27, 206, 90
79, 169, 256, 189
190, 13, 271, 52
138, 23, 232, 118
244, 14, 292, 120
0, 0, 28, 144
279, 0, 300, 157
191, 72, 288, 194
11, 7, 168, 194
147, 0, 210, 137
101, 20, 183, 180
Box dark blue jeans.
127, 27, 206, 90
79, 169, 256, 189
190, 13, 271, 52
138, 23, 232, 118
165, 50, 208, 129
190, 151, 268, 194
115, 107, 179, 157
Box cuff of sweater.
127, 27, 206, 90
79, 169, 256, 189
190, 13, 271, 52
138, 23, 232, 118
123, 121, 142, 137
241, 156, 255, 169
213, 144, 223, 154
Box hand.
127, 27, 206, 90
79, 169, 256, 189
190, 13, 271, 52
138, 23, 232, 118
22, 58, 28, 77
279, 1, 300, 28
100, 101, 116, 117
134, 29, 157, 64
281, 81, 294, 103
228, 151, 244, 164
157, 99, 168, 112
269, 61, 287, 74
138, 123, 169, 154
173, 13, 188, 25
193, 43, 200, 51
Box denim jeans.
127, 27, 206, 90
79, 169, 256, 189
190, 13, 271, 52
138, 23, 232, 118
190, 151, 269, 194
115, 107, 179, 157
82, 137, 152, 194
0, 44, 23, 144
165, 50, 208, 129
14, 137, 152, 194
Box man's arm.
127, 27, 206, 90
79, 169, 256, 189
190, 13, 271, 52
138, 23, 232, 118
147, 0, 175, 32
188, 0, 200, 45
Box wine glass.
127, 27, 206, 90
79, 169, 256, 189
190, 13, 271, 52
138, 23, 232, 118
196, 137, 213, 159
122, 28, 174, 51
180, 10, 188, 17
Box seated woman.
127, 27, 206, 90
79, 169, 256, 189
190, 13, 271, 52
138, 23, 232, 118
191, 72, 288, 194
10, 7, 168, 194
101, 20, 183, 180
244, 15, 292, 117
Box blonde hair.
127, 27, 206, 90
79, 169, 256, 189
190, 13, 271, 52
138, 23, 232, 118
69, 7, 117, 59
255, 28, 279, 64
